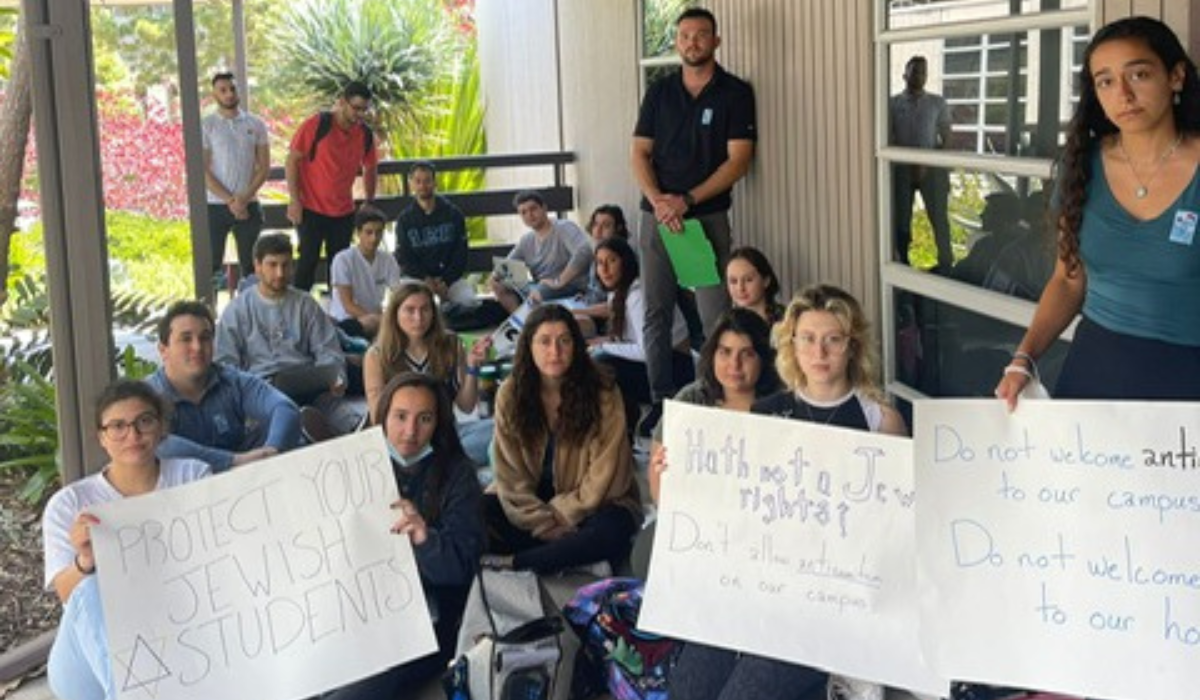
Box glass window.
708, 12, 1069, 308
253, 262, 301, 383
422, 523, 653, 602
886, 0, 1088, 32
890, 162, 1057, 278
882, 1, 1089, 399
893, 291, 1071, 398
641, 0, 697, 58
888, 26, 1086, 159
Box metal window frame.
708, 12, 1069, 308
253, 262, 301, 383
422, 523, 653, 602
874, 1, 1096, 401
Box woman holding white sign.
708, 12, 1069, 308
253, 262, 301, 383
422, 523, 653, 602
487, 304, 642, 574
325, 372, 484, 700
996, 16, 1200, 407
669, 285, 904, 700
42, 380, 212, 700
648, 307, 781, 502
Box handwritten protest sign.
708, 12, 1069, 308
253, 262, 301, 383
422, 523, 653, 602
640, 401, 946, 695
90, 429, 437, 700
916, 399, 1200, 700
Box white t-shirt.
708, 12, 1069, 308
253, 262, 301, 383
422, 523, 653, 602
329, 246, 402, 321
42, 458, 211, 590
201, 110, 269, 204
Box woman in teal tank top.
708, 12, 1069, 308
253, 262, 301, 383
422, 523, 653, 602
997, 16, 1200, 407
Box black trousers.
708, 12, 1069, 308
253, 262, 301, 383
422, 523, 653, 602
295, 209, 354, 291
483, 494, 637, 575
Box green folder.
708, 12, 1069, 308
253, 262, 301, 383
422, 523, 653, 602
657, 219, 721, 288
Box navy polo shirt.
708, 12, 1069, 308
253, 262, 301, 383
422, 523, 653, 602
634, 63, 757, 217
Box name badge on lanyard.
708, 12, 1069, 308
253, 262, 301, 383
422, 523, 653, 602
1169, 209, 1198, 246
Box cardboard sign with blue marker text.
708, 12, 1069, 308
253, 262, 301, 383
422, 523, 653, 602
640, 401, 946, 696
89, 428, 437, 700
915, 399, 1200, 700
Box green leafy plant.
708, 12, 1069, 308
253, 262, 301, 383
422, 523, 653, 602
0, 272, 171, 503
643, 0, 696, 58
0, 357, 59, 503
268, 0, 488, 238
269, 0, 457, 144
0, 8, 16, 80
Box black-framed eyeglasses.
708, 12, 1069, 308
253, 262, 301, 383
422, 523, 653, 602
100, 413, 161, 440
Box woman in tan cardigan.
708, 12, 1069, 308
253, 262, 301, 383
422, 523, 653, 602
487, 304, 641, 574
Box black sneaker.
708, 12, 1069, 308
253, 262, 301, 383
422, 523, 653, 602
636, 401, 663, 439
300, 406, 336, 444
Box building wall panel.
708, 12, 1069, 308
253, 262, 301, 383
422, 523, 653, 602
708, 0, 879, 319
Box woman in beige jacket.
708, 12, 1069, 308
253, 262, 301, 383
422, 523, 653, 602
487, 304, 641, 574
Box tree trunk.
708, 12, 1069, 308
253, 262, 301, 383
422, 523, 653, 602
0, 22, 33, 307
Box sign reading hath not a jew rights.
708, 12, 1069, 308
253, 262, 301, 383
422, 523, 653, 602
640, 401, 947, 696
89, 429, 437, 700
916, 400, 1200, 700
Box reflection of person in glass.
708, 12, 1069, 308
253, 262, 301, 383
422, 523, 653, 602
890, 55, 953, 270
997, 16, 1200, 409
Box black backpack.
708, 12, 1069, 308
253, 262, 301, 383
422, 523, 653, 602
308, 111, 374, 161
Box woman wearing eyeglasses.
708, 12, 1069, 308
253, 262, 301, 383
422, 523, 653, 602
42, 380, 211, 700
487, 304, 642, 574
752, 284, 906, 435
670, 284, 904, 700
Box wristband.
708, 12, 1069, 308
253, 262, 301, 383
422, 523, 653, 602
465, 366, 481, 377
1003, 364, 1035, 381
1011, 351, 1040, 380
75, 553, 95, 575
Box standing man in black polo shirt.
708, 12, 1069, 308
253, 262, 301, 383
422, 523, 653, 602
631, 6, 757, 435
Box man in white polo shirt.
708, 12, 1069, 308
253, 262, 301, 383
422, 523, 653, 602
203, 72, 270, 281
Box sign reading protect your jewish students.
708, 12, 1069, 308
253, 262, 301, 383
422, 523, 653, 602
916, 399, 1200, 700
90, 429, 436, 700
640, 401, 946, 696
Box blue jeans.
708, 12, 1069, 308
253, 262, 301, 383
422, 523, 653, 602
457, 417, 494, 467
48, 576, 115, 700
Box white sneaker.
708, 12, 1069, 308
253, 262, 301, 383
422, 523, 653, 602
828, 675, 885, 700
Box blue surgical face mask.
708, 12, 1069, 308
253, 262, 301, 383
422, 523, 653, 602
388, 440, 433, 468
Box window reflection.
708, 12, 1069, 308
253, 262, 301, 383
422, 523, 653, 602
885, 0, 1087, 32
892, 292, 1070, 398
889, 25, 1087, 158
895, 167, 1057, 292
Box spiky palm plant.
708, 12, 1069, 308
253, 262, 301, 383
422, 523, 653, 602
270, 0, 458, 152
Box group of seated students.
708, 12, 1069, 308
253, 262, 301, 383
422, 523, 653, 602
43, 180, 908, 700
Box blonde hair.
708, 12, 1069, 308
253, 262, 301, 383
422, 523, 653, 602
773, 283, 884, 402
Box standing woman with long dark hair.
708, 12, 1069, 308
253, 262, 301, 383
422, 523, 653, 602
487, 304, 642, 574
996, 16, 1200, 407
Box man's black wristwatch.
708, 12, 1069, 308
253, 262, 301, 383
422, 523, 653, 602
682, 192, 696, 208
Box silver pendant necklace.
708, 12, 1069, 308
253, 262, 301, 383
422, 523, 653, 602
1118, 133, 1184, 199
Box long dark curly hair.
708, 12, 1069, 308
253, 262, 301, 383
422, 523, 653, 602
506, 305, 610, 446
595, 237, 639, 341
1057, 16, 1200, 274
